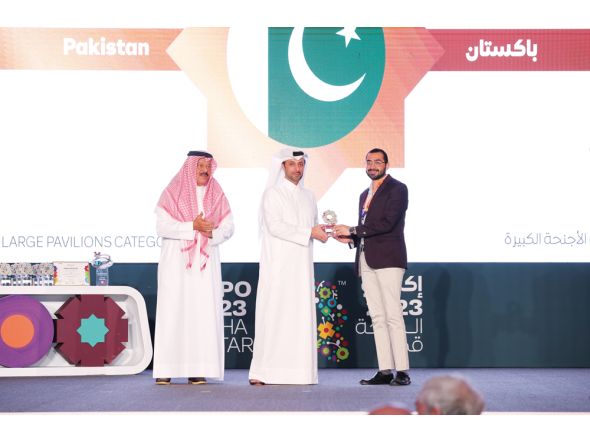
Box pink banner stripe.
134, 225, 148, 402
429, 29, 590, 71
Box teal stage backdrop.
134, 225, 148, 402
96, 262, 590, 369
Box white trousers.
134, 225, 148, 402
360, 252, 409, 372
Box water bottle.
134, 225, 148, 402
92, 252, 113, 286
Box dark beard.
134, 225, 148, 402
366, 170, 386, 181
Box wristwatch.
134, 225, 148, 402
349, 226, 357, 235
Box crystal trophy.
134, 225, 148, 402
12, 262, 33, 286
38, 263, 55, 286
32, 264, 40, 285
92, 252, 113, 286
322, 210, 338, 236
0, 263, 12, 286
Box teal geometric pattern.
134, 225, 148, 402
77, 314, 109, 347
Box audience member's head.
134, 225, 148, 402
368, 403, 412, 415
415, 374, 485, 415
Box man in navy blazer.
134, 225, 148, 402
334, 148, 411, 386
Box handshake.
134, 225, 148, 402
311, 211, 353, 244
311, 224, 353, 243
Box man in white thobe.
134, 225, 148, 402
248, 149, 328, 385
153, 150, 233, 385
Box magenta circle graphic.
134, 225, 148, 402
0, 295, 54, 367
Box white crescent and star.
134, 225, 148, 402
336, 27, 361, 47
288, 27, 366, 103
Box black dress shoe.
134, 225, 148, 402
360, 371, 394, 385
249, 379, 266, 386
391, 371, 411, 386
188, 377, 207, 385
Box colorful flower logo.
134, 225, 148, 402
319, 287, 332, 299
315, 280, 350, 363
317, 321, 335, 339
320, 345, 331, 357
336, 347, 350, 360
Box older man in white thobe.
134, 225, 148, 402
248, 149, 328, 385
153, 150, 233, 385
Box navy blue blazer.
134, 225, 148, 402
352, 174, 408, 274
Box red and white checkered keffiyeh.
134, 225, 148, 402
157, 155, 231, 270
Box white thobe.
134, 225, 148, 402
153, 186, 234, 379
249, 178, 318, 384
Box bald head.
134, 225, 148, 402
416, 375, 485, 415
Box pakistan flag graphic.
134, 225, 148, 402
228, 27, 385, 148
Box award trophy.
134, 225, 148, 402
32, 264, 40, 285
322, 210, 338, 237
13, 262, 33, 286
37, 263, 55, 286
92, 252, 113, 286
0, 263, 12, 286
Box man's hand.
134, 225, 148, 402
311, 224, 329, 243
333, 234, 352, 244
193, 212, 215, 233
333, 225, 351, 237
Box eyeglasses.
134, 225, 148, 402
365, 160, 385, 166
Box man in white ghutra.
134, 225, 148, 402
248, 149, 328, 385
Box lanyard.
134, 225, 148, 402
361, 181, 382, 223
